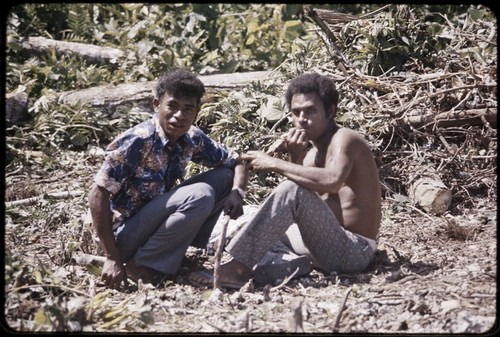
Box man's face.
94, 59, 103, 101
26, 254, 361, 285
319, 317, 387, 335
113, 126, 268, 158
290, 92, 332, 141
154, 92, 200, 142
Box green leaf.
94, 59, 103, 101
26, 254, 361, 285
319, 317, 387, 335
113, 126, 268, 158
392, 193, 409, 203
468, 8, 482, 22
426, 22, 443, 36
34, 309, 50, 327
247, 20, 259, 34
137, 39, 154, 59
258, 96, 284, 122
34, 270, 43, 283
284, 20, 301, 29
70, 133, 89, 147
246, 34, 255, 46
127, 20, 146, 39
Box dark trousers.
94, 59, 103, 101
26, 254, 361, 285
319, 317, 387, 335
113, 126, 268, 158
116, 167, 233, 275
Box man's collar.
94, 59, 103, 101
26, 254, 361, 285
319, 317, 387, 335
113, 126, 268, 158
152, 113, 195, 148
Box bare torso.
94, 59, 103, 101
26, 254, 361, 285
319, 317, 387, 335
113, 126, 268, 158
303, 127, 381, 240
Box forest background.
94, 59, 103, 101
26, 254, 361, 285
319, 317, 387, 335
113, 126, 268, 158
3, 3, 497, 334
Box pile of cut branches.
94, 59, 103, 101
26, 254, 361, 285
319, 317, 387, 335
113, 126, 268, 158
305, 5, 496, 214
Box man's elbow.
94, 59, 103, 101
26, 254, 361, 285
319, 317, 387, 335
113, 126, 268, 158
320, 178, 342, 195
88, 184, 109, 210
88, 184, 99, 208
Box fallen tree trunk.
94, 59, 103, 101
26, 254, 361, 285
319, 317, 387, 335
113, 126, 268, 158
20, 36, 124, 65
20, 37, 275, 113
37, 70, 275, 114
404, 108, 497, 129
59, 81, 156, 110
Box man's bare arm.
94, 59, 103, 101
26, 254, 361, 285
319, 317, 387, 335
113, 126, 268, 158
242, 136, 357, 194
88, 184, 128, 288
232, 157, 249, 192
88, 184, 121, 261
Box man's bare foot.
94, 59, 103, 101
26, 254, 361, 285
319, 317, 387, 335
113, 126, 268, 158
125, 259, 167, 285
188, 259, 251, 289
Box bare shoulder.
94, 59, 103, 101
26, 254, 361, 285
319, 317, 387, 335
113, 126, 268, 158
331, 127, 369, 148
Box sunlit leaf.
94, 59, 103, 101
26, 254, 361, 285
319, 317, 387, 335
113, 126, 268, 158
246, 34, 255, 46
34, 270, 43, 283
34, 309, 50, 327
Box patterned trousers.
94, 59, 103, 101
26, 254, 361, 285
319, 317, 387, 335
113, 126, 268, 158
227, 180, 376, 274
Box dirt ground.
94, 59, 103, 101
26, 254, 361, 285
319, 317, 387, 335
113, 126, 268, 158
3, 149, 498, 334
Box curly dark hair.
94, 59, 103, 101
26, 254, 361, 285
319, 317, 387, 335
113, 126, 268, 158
155, 68, 205, 104
285, 73, 339, 115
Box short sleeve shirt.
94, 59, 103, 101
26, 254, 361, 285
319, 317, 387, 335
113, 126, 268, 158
94, 113, 238, 220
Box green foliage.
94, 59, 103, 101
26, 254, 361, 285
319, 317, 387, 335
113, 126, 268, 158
4, 247, 22, 287
7, 103, 109, 152
5, 3, 495, 164
5, 3, 317, 159
7, 2, 492, 176
6, 3, 313, 97
338, 5, 479, 75
199, 85, 282, 153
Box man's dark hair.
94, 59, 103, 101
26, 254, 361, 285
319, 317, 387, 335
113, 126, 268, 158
285, 73, 339, 115
155, 69, 205, 104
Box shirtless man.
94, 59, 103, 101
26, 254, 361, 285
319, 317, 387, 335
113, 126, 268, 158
189, 72, 381, 288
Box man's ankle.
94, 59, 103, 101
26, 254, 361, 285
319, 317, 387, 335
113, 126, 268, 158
125, 259, 159, 284
225, 259, 252, 280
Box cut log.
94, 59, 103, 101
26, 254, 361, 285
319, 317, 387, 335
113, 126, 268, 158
408, 174, 452, 215
20, 36, 125, 65
59, 82, 156, 109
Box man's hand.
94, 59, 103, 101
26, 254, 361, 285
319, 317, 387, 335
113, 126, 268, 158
241, 151, 276, 172
223, 189, 244, 219
284, 127, 309, 164
101, 258, 127, 289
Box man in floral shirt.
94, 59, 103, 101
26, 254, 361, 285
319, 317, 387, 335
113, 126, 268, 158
88, 69, 248, 289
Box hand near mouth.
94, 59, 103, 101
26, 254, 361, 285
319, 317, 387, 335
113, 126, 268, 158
284, 127, 310, 164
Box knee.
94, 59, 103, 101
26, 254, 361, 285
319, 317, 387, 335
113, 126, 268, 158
217, 167, 234, 188
275, 179, 301, 195
210, 167, 234, 196
191, 183, 216, 208
273, 180, 315, 201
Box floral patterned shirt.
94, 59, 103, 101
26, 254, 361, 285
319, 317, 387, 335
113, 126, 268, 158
94, 113, 238, 220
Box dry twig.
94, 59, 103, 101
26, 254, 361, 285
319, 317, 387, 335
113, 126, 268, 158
5, 190, 84, 208
213, 215, 231, 290
332, 286, 352, 333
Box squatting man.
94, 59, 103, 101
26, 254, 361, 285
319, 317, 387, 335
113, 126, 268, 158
88, 69, 248, 289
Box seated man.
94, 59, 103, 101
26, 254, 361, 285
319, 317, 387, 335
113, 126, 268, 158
189, 72, 381, 288
88, 69, 248, 289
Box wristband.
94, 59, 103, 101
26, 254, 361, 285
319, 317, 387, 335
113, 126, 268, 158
232, 186, 246, 199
